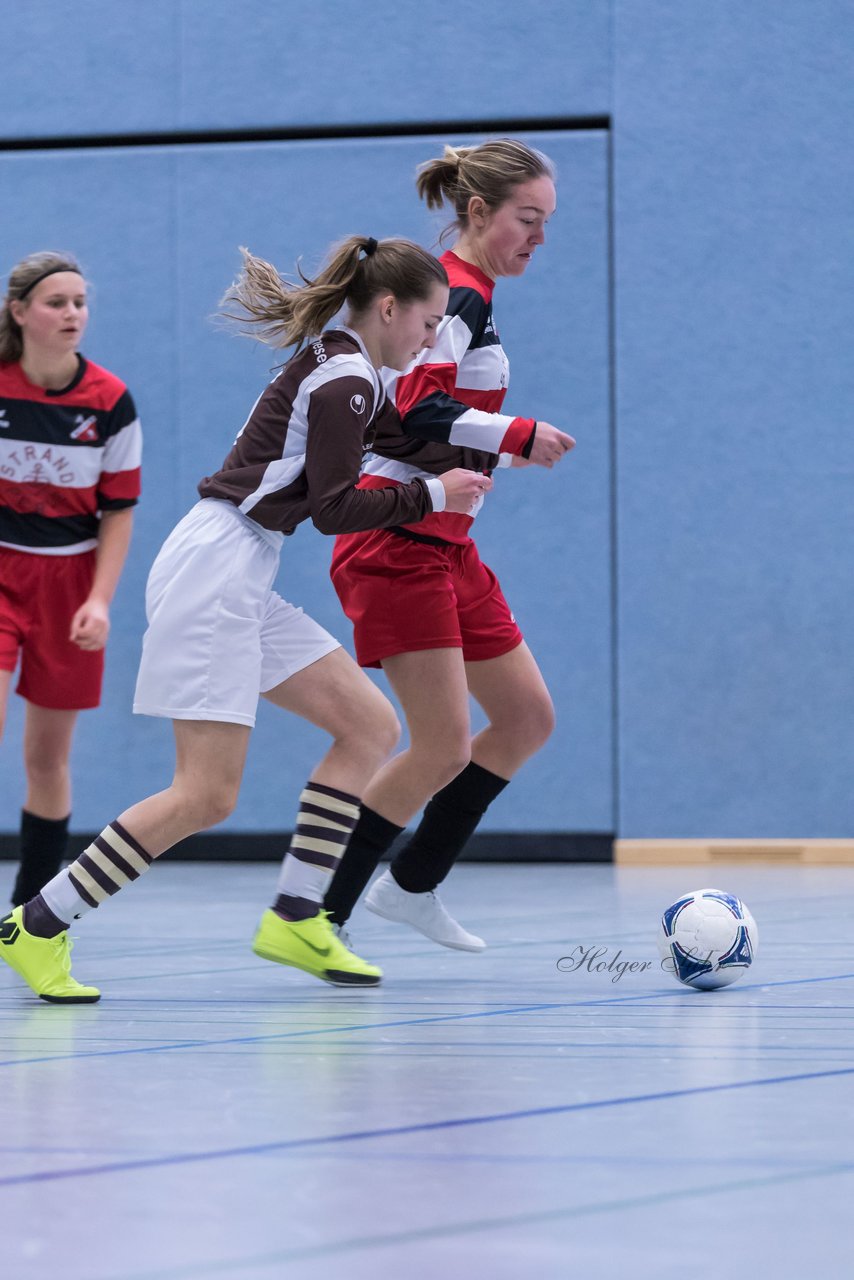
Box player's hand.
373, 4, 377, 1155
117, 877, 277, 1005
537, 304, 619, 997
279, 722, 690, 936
70, 598, 110, 651
527, 422, 576, 468
439, 468, 494, 514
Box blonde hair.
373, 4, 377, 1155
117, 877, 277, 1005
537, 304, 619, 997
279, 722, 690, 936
0, 250, 85, 362
219, 236, 447, 349
416, 138, 555, 242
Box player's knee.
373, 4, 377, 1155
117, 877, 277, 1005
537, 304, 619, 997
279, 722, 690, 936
179, 782, 240, 830
439, 749, 472, 791
24, 750, 70, 787
359, 697, 401, 762
205, 787, 240, 827
526, 692, 556, 750
421, 737, 471, 793
502, 690, 555, 756
337, 684, 400, 759
377, 707, 402, 760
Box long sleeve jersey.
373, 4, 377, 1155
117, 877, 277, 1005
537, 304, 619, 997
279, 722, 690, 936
360, 250, 536, 544
0, 355, 141, 555
198, 327, 443, 536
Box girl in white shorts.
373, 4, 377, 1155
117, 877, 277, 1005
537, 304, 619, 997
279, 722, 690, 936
0, 235, 489, 1002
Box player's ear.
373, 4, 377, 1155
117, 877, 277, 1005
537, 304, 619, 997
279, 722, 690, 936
467, 195, 489, 227
376, 293, 395, 325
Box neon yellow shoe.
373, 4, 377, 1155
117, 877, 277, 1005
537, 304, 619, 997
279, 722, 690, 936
252, 909, 382, 987
0, 908, 100, 1004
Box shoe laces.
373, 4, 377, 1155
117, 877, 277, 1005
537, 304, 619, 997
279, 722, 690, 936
50, 931, 73, 975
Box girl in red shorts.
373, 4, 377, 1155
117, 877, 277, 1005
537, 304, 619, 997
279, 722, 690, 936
324, 139, 575, 949
0, 251, 141, 907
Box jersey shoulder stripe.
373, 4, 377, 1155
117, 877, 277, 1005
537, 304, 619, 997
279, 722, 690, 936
440, 250, 495, 302
0, 358, 129, 413
445, 284, 488, 342
74, 360, 130, 413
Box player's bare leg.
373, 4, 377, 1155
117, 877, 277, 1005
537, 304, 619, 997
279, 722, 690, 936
262, 646, 399, 795
11, 703, 79, 906
386, 641, 555, 900
0, 668, 13, 742
116, 719, 252, 853
254, 648, 400, 986
323, 647, 487, 947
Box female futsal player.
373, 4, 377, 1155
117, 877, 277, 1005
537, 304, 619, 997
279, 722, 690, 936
0, 235, 488, 1002
324, 140, 575, 950
0, 251, 141, 907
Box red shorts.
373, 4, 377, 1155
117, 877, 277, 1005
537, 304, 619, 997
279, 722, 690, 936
331, 528, 523, 669
0, 547, 104, 709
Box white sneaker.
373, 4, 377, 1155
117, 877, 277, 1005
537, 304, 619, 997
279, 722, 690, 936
332, 923, 353, 951
364, 870, 486, 952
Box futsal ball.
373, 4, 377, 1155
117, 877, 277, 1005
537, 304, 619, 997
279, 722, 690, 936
657, 888, 758, 990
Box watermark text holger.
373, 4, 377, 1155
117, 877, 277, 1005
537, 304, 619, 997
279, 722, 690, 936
557, 945, 694, 983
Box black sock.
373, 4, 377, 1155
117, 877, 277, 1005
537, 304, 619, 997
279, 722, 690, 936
11, 810, 70, 907
323, 806, 404, 927
391, 762, 509, 894
22, 893, 68, 939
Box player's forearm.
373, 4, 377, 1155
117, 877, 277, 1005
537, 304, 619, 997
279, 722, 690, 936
89, 507, 134, 604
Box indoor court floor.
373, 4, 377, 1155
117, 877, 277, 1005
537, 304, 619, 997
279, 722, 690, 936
1, 859, 852, 1279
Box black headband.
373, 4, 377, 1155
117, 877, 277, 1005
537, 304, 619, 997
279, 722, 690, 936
362, 237, 378, 257
17, 265, 83, 300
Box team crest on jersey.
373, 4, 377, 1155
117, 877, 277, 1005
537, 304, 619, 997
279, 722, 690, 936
70, 413, 99, 442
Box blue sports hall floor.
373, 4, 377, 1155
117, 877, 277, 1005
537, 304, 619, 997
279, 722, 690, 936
1, 860, 852, 1279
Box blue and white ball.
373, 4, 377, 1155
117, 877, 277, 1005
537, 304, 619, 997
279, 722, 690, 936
657, 888, 758, 990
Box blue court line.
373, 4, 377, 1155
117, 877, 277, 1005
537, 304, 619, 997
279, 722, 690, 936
0, 997, 812, 1065
5, 955, 853, 997
113, 1159, 854, 1278
245, 1039, 854, 1053
1, 1062, 853, 1189
2, 970, 854, 1069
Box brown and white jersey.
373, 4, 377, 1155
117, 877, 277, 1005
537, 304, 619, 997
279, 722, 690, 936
198, 328, 439, 536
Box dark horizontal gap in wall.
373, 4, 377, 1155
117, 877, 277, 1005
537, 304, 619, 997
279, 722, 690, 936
0, 831, 613, 864
0, 115, 610, 153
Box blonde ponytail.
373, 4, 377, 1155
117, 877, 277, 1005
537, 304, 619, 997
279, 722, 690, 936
220, 236, 446, 350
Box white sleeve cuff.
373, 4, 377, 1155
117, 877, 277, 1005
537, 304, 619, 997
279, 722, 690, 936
497, 453, 514, 469
424, 475, 446, 511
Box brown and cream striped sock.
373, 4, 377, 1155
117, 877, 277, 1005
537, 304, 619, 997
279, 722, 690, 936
23, 821, 154, 938
274, 781, 360, 921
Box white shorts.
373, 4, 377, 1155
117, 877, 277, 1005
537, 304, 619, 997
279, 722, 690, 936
133, 499, 340, 727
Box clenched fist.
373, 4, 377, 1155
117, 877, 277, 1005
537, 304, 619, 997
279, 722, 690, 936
439, 468, 494, 514
527, 422, 576, 468
70, 598, 110, 652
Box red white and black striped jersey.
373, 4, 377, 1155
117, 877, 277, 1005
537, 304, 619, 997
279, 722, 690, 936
0, 356, 142, 555
198, 327, 440, 536
363, 250, 535, 544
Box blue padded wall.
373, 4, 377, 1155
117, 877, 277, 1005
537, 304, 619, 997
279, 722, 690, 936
0, 148, 181, 827
0, 131, 611, 834
613, 1, 854, 836
6, 0, 850, 845
1, 0, 611, 138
